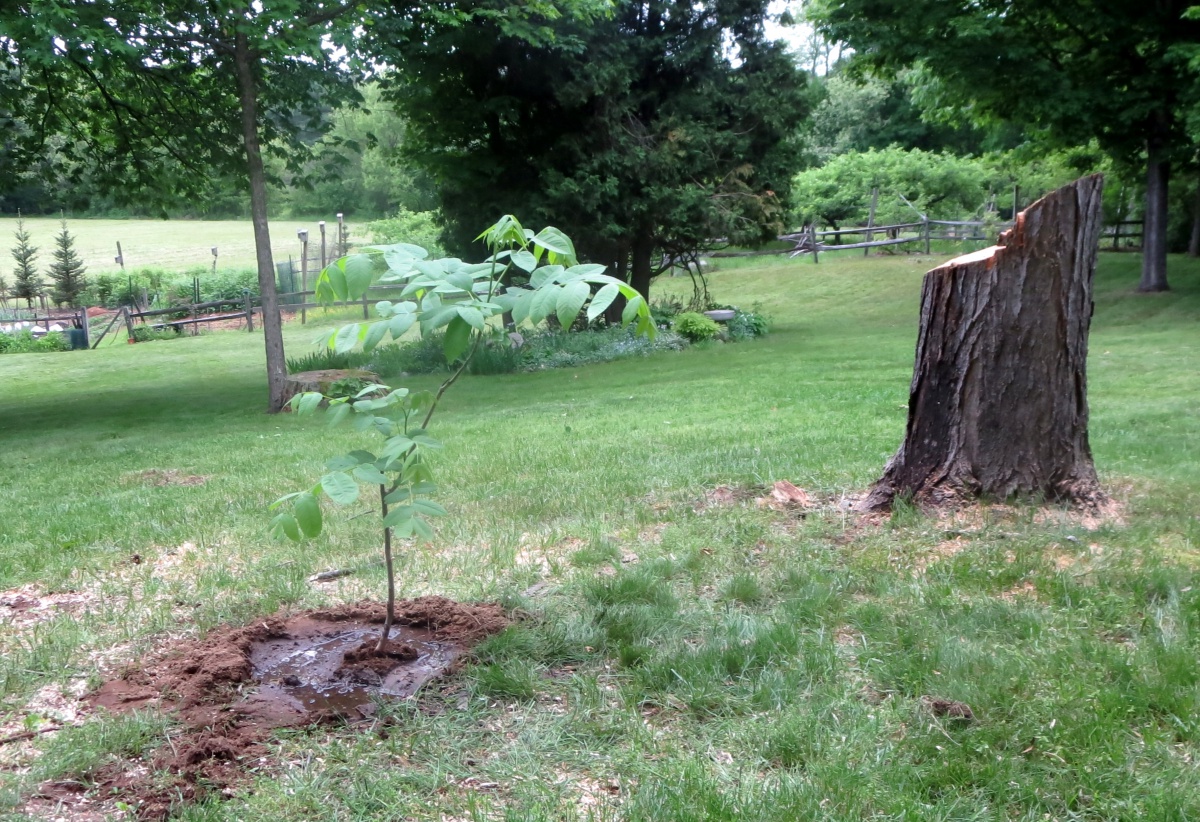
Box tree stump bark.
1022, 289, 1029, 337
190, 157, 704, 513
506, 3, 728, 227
280, 369, 380, 409
864, 175, 1105, 510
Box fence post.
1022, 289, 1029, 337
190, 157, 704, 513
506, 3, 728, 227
1112, 222, 1121, 250
808, 224, 819, 264
298, 229, 310, 325
243, 289, 254, 332
924, 218, 931, 254
865, 187, 878, 257
362, 291, 370, 320
79, 308, 90, 350
123, 305, 134, 342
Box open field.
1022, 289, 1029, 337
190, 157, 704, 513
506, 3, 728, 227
0, 217, 368, 276
1, 251, 1199, 820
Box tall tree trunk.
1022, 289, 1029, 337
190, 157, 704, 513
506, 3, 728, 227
235, 31, 289, 413
863, 176, 1105, 511
1188, 178, 1200, 258
604, 240, 630, 325
1140, 136, 1171, 292
629, 230, 654, 302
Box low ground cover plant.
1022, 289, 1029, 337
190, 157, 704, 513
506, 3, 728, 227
674, 311, 722, 342
288, 316, 688, 377
0, 329, 69, 354
727, 307, 769, 340
130, 325, 183, 343
84, 267, 260, 309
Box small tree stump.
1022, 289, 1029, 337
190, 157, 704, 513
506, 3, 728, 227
281, 369, 380, 409
864, 175, 1105, 510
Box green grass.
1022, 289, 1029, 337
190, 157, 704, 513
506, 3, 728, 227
0, 217, 352, 276
1, 250, 1199, 820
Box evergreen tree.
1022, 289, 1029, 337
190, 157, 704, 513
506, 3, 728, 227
10, 212, 41, 308
380, 0, 810, 301
48, 215, 87, 307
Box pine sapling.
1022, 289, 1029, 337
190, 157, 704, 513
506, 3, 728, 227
11, 212, 41, 309
49, 214, 88, 308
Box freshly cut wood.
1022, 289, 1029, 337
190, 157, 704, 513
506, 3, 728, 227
281, 369, 380, 409
864, 175, 1105, 510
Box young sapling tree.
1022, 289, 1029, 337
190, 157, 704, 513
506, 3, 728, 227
272, 216, 654, 653
48, 214, 88, 307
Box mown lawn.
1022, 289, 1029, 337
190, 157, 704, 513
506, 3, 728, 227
1, 250, 1199, 820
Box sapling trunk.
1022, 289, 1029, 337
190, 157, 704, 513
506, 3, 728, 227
377, 484, 396, 653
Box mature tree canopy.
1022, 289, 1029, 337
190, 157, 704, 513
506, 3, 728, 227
800, 71, 1022, 165
380, 0, 809, 301
811, 0, 1200, 292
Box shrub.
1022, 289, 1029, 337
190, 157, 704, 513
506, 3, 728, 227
162, 268, 258, 308
0, 330, 70, 354
673, 312, 721, 342
130, 325, 182, 343
366, 208, 445, 257
367, 334, 450, 377
286, 348, 371, 374
84, 268, 171, 308
727, 309, 769, 341
650, 296, 684, 327
327, 376, 376, 399
352, 325, 689, 378
518, 326, 687, 370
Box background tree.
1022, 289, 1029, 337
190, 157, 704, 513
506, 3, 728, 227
800, 71, 1022, 165
790, 145, 1097, 230
1, 0, 362, 410
10, 213, 41, 309
269, 84, 439, 219
380, 0, 809, 301
48, 216, 87, 307
810, 0, 1200, 292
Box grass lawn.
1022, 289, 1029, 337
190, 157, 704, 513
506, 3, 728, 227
0, 217, 360, 276
1, 250, 1199, 820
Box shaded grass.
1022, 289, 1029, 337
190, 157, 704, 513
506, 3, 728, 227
0, 251, 1198, 819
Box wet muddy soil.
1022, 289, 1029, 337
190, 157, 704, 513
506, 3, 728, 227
73, 596, 508, 819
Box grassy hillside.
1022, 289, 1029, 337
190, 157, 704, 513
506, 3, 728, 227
0, 217, 362, 276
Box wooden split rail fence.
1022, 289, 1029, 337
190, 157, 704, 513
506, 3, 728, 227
711, 217, 1014, 263
111, 284, 407, 345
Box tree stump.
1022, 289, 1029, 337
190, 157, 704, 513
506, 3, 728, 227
864, 175, 1105, 510
280, 369, 380, 409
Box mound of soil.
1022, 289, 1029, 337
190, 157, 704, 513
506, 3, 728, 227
80, 597, 507, 819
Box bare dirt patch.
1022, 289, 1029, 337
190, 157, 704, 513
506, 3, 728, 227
933, 495, 1127, 533
911, 538, 969, 575
125, 469, 209, 487
920, 696, 975, 721
998, 580, 1039, 601
68, 597, 507, 820
0, 585, 93, 629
